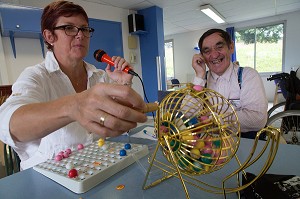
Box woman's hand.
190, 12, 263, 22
70, 83, 147, 137
192, 54, 207, 78
105, 56, 133, 85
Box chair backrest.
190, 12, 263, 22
3, 144, 20, 176
0, 85, 20, 176
171, 79, 180, 85
170, 78, 181, 88
0, 85, 12, 105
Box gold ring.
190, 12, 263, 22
99, 115, 106, 126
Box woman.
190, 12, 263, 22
0, 1, 147, 170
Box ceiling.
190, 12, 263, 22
2, 0, 300, 36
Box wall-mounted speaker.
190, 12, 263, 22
128, 14, 145, 33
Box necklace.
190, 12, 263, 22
74, 63, 87, 87
75, 75, 86, 87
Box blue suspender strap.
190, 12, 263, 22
238, 67, 243, 89
205, 71, 208, 88
205, 67, 243, 89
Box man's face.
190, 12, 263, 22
201, 33, 234, 76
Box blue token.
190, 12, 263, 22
119, 149, 127, 156
124, 143, 131, 149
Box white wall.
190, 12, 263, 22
0, 0, 143, 96
165, 11, 300, 102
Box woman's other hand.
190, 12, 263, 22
105, 56, 133, 85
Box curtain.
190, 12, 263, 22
226, 27, 237, 62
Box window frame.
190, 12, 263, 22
164, 39, 175, 80
234, 21, 286, 75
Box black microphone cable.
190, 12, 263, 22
93, 49, 155, 118
135, 73, 155, 119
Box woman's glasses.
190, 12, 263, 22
53, 25, 94, 38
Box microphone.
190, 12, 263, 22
94, 49, 138, 76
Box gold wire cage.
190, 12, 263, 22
142, 83, 280, 198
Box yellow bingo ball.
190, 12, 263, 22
182, 135, 194, 143
98, 138, 105, 147
190, 148, 201, 159
195, 139, 205, 149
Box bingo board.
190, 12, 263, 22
33, 141, 149, 193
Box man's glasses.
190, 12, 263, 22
53, 25, 95, 38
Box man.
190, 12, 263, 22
192, 29, 268, 139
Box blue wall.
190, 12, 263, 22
138, 6, 165, 105
84, 18, 123, 70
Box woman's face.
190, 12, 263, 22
201, 33, 234, 76
52, 15, 90, 62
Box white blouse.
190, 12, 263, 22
0, 51, 109, 170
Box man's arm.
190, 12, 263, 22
237, 68, 268, 132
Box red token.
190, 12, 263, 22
68, 168, 78, 178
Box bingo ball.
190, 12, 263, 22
68, 169, 78, 178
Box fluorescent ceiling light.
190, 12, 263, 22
200, 4, 225, 24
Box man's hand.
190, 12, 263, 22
192, 54, 207, 78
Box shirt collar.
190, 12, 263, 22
209, 62, 234, 82
44, 51, 60, 73
44, 51, 101, 79
85, 61, 102, 79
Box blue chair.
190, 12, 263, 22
170, 78, 180, 88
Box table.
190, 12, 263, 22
0, 125, 299, 199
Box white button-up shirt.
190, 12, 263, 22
193, 63, 268, 132
0, 51, 109, 170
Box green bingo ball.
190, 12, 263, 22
191, 161, 202, 172
213, 139, 221, 148
170, 139, 180, 152
178, 156, 190, 168
200, 153, 213, 164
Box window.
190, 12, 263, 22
235, 23, 284, 73
164, 40, 175, 80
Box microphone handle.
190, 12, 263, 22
102, 54, 138, 76
101, 55, 115, 65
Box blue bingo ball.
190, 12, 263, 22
124, 143, 131, 149
119, 149, 127, 156
184, 116, 198, 127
